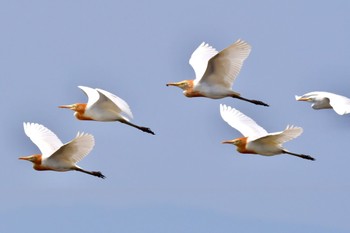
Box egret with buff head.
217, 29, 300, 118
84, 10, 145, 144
220, 104, 314, 161
20, 122, 105, 178
59, 86, 155, 135
167, 39, 269, 106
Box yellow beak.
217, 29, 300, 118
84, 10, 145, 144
221, 140, 235, 144
58, 104, 74, 109
295, 95, 310, 101
18, 156, 31, 161
297, 97, 310, 101
166, 82, 180, 87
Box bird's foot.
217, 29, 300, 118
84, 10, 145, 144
252, 100, 269, 107
92, 171, 106, 179
140, 127, 155, 135
299, 154, 315, 161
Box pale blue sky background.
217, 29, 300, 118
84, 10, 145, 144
1, 1, 350, 232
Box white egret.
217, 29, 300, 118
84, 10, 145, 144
295, 91, 350, 115
20, 122, 105, 178
59, 86, 155, 135
220, 104, 314, 160
166, 39, 268, 106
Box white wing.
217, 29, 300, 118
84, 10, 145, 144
189, 42, 218, 82
23, 122, 63, 159
47, 132, 95, 165
254, 125, 303, 146
79, 86, 132, 121
96, 88, 133, 120
220, 104, 268, 140
325, 92, 350, 115
199, 39, 251, 88
78, 86, 100, 110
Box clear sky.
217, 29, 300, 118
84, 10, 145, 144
1, 0, 350, 232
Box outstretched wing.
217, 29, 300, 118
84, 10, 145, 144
47, 132, 95, 165
96, 88, 133, 120
199, 39, 251, 88
254, 125, 303, 146
189, 42, 218, 82
23, 122, 63, 159
220, 104, 268, 140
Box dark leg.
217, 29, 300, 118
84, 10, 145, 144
283, 150, 315, 161
121, 120, 155, 135
75, 167, 106, 179
234, 96, 269, 107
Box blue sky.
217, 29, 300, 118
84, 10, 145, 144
1, 1, 350, 232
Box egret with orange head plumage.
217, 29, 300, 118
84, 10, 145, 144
167, 39, 268, 106
59, 86, 155, 135
20, 122, 105, 178
220, 104, 314, 160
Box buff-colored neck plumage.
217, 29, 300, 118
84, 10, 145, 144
73, 103, 93, 120
233, 137, 257, 154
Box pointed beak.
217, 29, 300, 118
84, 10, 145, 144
166, 82, 180, 87
221, 139, 235, 144
295, 95, 309, 101
18, 156, 31, 161
58, 104, 74, 109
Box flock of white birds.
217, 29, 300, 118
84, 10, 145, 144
20, 39, 350, 178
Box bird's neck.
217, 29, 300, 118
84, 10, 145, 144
30, 154, 47, 170
235, 137, 256, 154
183, 80, 205, 97
75, 112, 93, 120
74, 103, 93, 120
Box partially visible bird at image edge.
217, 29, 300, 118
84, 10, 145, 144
296, 91, 350, 115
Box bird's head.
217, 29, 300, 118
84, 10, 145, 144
166, 80, 193, 91
59, 103, 93, 120
295, 92, 333, 110
19, 154, 41, 165
58, 103, 87, 113
221, 138, 243, 147
222, 137, 251, 154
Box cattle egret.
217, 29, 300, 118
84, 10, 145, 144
220, 104, 314, 160
295, 91, 350, 115
166, 39, 269, 106
59, 86, 155, 135
20, 122, 105, 178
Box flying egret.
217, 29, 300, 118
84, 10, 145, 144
166, 39, 269, 106
59, 86, 155, 135
219, 104, 314, 161
295, 91, 350, 115
20, 122, 105, 178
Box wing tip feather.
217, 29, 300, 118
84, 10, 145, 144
76, 131, 95, 143
284, 125, 303, 138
